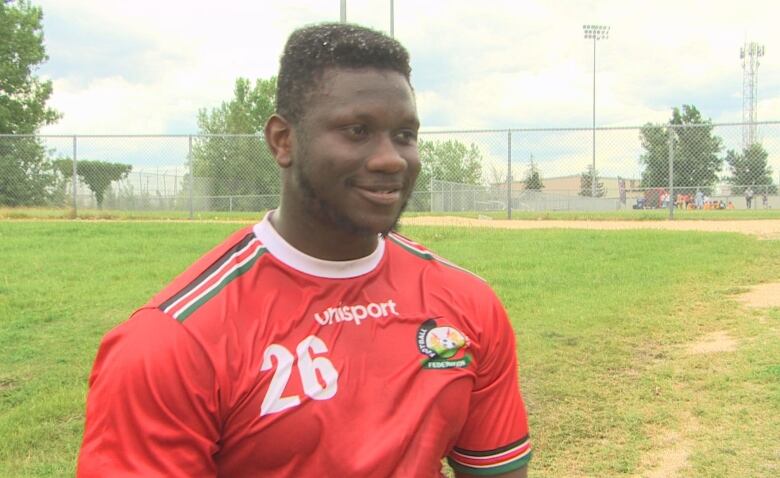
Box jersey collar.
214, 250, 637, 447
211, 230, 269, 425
252, 211, 386, 279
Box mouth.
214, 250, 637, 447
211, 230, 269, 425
353, 184, 404, 206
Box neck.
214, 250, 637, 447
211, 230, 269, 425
270, 204, 380, 261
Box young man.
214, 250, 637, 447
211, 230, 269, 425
78, 24, 531, 477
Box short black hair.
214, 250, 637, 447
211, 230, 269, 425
276, 23, 412, 124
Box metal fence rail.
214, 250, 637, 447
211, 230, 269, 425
1, 121, 778, 218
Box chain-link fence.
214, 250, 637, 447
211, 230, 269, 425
1, 121, 779, 217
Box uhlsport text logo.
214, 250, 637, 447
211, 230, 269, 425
314, 300, 399, 326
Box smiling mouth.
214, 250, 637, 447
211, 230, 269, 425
354, 187, 403, 206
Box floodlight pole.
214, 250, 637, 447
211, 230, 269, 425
583, 24, 609, 198
591, 36, 596, 197
390, 0, 394, 37
340, 0, 346, 22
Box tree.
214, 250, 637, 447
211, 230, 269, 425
639, 105, 723, 195
192, 77, 279, 210
54, 159, 132, 209
579, 164, 605, 197
725, 143, 776, 194
412, 139, 485, 212
0, 0, 61, 206
416, 139, 484, 189
522, 156, 544, 190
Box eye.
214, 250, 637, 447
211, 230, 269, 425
394, 129, 418, 145
344, 125, 368, 139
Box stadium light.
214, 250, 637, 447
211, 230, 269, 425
390, 0, 394, 37
583, 24, 609, 197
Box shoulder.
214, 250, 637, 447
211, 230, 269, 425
147, 226, 269, 321
385, 231, 498, 305
92, 307, 212, 382
386, 231, 488, 283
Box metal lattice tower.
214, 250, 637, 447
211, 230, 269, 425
741, 41, 765, 149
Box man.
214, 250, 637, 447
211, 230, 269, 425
78, 23, 531, 477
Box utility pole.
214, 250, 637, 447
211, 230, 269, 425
582, 24, 610, 197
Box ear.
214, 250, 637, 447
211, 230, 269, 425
264, 114, 294, 168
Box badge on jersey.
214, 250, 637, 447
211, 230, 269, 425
417, 318, 471, 369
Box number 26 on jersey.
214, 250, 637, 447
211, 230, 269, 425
260, 335, 339, 416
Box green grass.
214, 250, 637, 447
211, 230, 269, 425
1, 221, 779, 476
0, 207, 263, 222
4, 206, 780, 222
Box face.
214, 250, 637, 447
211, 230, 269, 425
287, 68, 420, 237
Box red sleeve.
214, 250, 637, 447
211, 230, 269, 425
77, 308, 220, 478
447, 292, 532, 476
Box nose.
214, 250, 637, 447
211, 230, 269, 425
365, 134, 408, 174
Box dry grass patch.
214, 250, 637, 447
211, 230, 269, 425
685, 331, 738, 355
735, 282, 780, 308
638, 430, 692, 478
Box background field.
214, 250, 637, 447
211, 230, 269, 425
1, 220, 779, 477
4, 206, 780, 222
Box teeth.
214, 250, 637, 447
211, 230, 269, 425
361, 187, 399, 194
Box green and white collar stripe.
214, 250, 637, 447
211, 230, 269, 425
160, 234, 266, 321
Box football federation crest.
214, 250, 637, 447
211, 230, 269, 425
417, 319, 471, 369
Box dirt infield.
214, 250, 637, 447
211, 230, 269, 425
401, 216, 780, 240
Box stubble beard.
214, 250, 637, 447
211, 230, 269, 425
293, 150, 409, 238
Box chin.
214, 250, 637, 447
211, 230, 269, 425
354, 215, 398, 236
367, 208, 405, 236
339, 206, 402, 236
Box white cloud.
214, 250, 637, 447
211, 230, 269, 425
46, 77, 168, 134
29, 0, 780, 177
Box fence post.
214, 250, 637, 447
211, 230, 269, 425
507, 130, 512, 220
188, 135, 194, 219
667, 125, 674, 220
429, 175, 434, 213
72, 136, 78, 218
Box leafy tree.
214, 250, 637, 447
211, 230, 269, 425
416, 139, 483, 189
411, 139, 485, 212
579, 164, 605, 197
0, 137, 55, 206
522, 156, 544, 190
192, 77, 279, 210
0, 0, 61, 206
0, 0, 59, 133
54, 159, 132, 209
725, 143, 776, 194
639, 105, 723, 195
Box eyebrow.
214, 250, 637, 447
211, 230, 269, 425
329, 111, 420, 128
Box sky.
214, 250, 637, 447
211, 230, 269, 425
31, 0, 780, 179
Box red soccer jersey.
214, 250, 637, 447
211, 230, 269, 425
78, 213, 531, 477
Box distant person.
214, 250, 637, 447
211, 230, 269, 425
694, 189, 703, 209
77, 23, 532, 478
661, 191, 670, 209
762, 191, 769, 209
745, 187, 754, 209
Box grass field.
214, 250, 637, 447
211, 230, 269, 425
3, 206, 780, 221
1, 221, 779, 476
